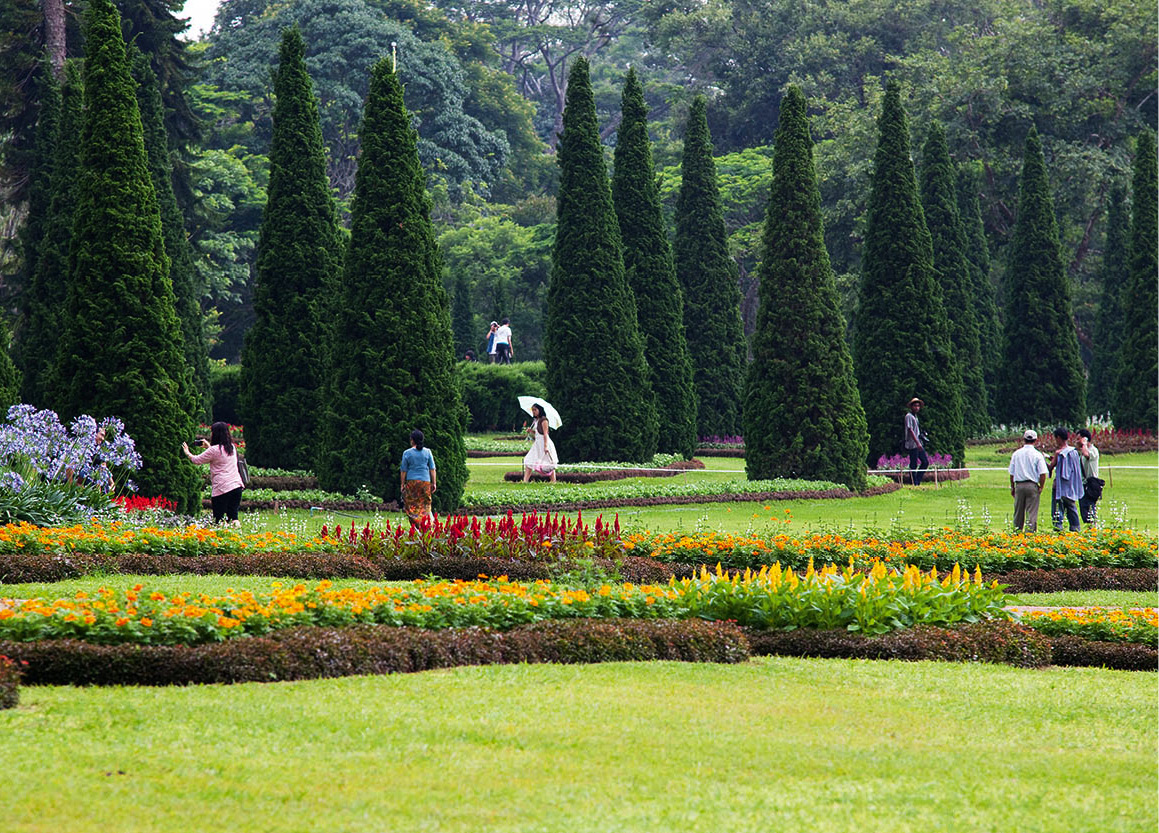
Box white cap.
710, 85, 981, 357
1024, 429, 1037, 441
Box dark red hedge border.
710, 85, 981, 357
876, 469, 970, 484
694, 448, 745, 457
2, 552, 1153, 590
1046, 635, 1158, 671
503, 459, 706, 483
0, 655, 21, 708
0, 619, 750, 687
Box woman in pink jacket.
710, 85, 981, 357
182, 422, 245, 524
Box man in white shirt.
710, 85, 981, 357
494, 317, 514, 364
1008, 429, 1049, 532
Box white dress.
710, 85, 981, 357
523, 422, 558, 474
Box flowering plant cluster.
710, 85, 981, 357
323, 511, 624, 562
113, 495, 177, 513
0, 521, 334, 557
698, 435, 745, 448
875, 453, 954, 470
0, 405, 141, 491
1019, 607, 1157, 646
0, 561, 1006, 645
623, 528, 1158, 574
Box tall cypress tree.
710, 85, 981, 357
920, 123, 987, 437
317, 58, 469, 512
14, 57, 59, 300
133, 49, 211, 420
240, 26, 343, 468
744, 86, 868, 490
956, 164, 1002, 422
544, 57, 657, 463
853, 82, 965, 466
1089, 187, 1130, 416
998, 126, 1086, 425
1114, 132, 1158, 430
612, 68, 697, 459
674, 96, 747, 438
52, 0, 199, 511
0, 320, 20, 413
15, 60, 80, 408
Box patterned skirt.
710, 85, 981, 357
403, 479, 432, 522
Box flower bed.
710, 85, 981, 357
0, 619, 750, 686
1017, 607, 1157, 646
997, 427, 1157, 455
623, 528, 1158, 574
694, 448, 746, 457
504, 458, 705, 483
0, 654, 22, 707
0, 563, 1007, 646
0, 521, 333, 557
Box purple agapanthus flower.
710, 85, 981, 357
0, 404, 141, 491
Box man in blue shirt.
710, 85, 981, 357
1048, 426, 1084, 532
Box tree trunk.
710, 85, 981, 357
43, 0, 67, 79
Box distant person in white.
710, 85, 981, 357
494, 317, 514, 364
1008, 429, 1049, 532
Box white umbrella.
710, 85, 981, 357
517, 396, 562, 429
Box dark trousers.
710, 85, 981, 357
1079, 493, 1099, 525
495, 343, 511, 364
908, 447, 929, 485
1052, 496, 1081, 532
211, 487, 243, 523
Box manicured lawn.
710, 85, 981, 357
235, 448, 1157, 538
2, 658, 1154, 832
1007, 590, 1157, 607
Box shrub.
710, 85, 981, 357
998, 567, 1156, 593
210, 364, 242, 425
1018, 607, 1157, 646
743, 620, 1052, 668
457, 361, 547, 431
0, 654, 22, 708
1, 619, 750, 686
1046, 636, 1157, 671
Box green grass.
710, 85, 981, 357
231, 448, 1157, 538
1006, 590, 1158, 607
1, 658, 1154, 832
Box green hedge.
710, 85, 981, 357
458, 361, 547, 432
210, 363, 242, 425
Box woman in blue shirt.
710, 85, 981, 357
400, 429, 437, 524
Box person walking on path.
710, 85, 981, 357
1076, 428, 1102, 525
1048, 426, 1084, 532
400, 429, 437, 524
522, 402, 558, 483
903, 397, 929, 485
494, 318, 514, 364
182, 422, 245, 524
484, 322, 498, 363
1008, 429, 1049, 532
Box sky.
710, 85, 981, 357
180, 0, 223, 38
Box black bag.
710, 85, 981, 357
1084, 476, 1104, 500
236, 452, 250, 488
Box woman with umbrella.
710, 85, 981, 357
519, 399, 559, 483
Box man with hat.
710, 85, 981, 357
903, 397, 929, 485
1008, 429, 1049, 532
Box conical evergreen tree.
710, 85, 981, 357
743, 86, 868, 489
14, 57, 59, 300
240, 26, 343, 468
997, 126, 1086, 425
852, 82, 965, 466
451, 271, 474, 359
0, 320, 21, 413
544, 57, 657, 463
317, 58, 469, 512
956, 164, 1002, 422
1089, 187, 1130, 416
15, 60, 81, 408
52, 0, 199, 511
612, 68, 697, 459
920, 123, 987, 437
1114, 132, 1158, 430
674, 96, 747, 438
133, 49, 211, 420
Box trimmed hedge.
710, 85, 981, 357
744, 620, 1052, 668
0, 619, 750, 686
210, 363, 242, 425
503, 459, 705, 483
999, 567, 1157, 593
695, 448, 745, 458
1047, 635, 1158, 671
0, 654, 21, 708
458, 362, 547, 432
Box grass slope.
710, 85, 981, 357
2, 659, 1155, 832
